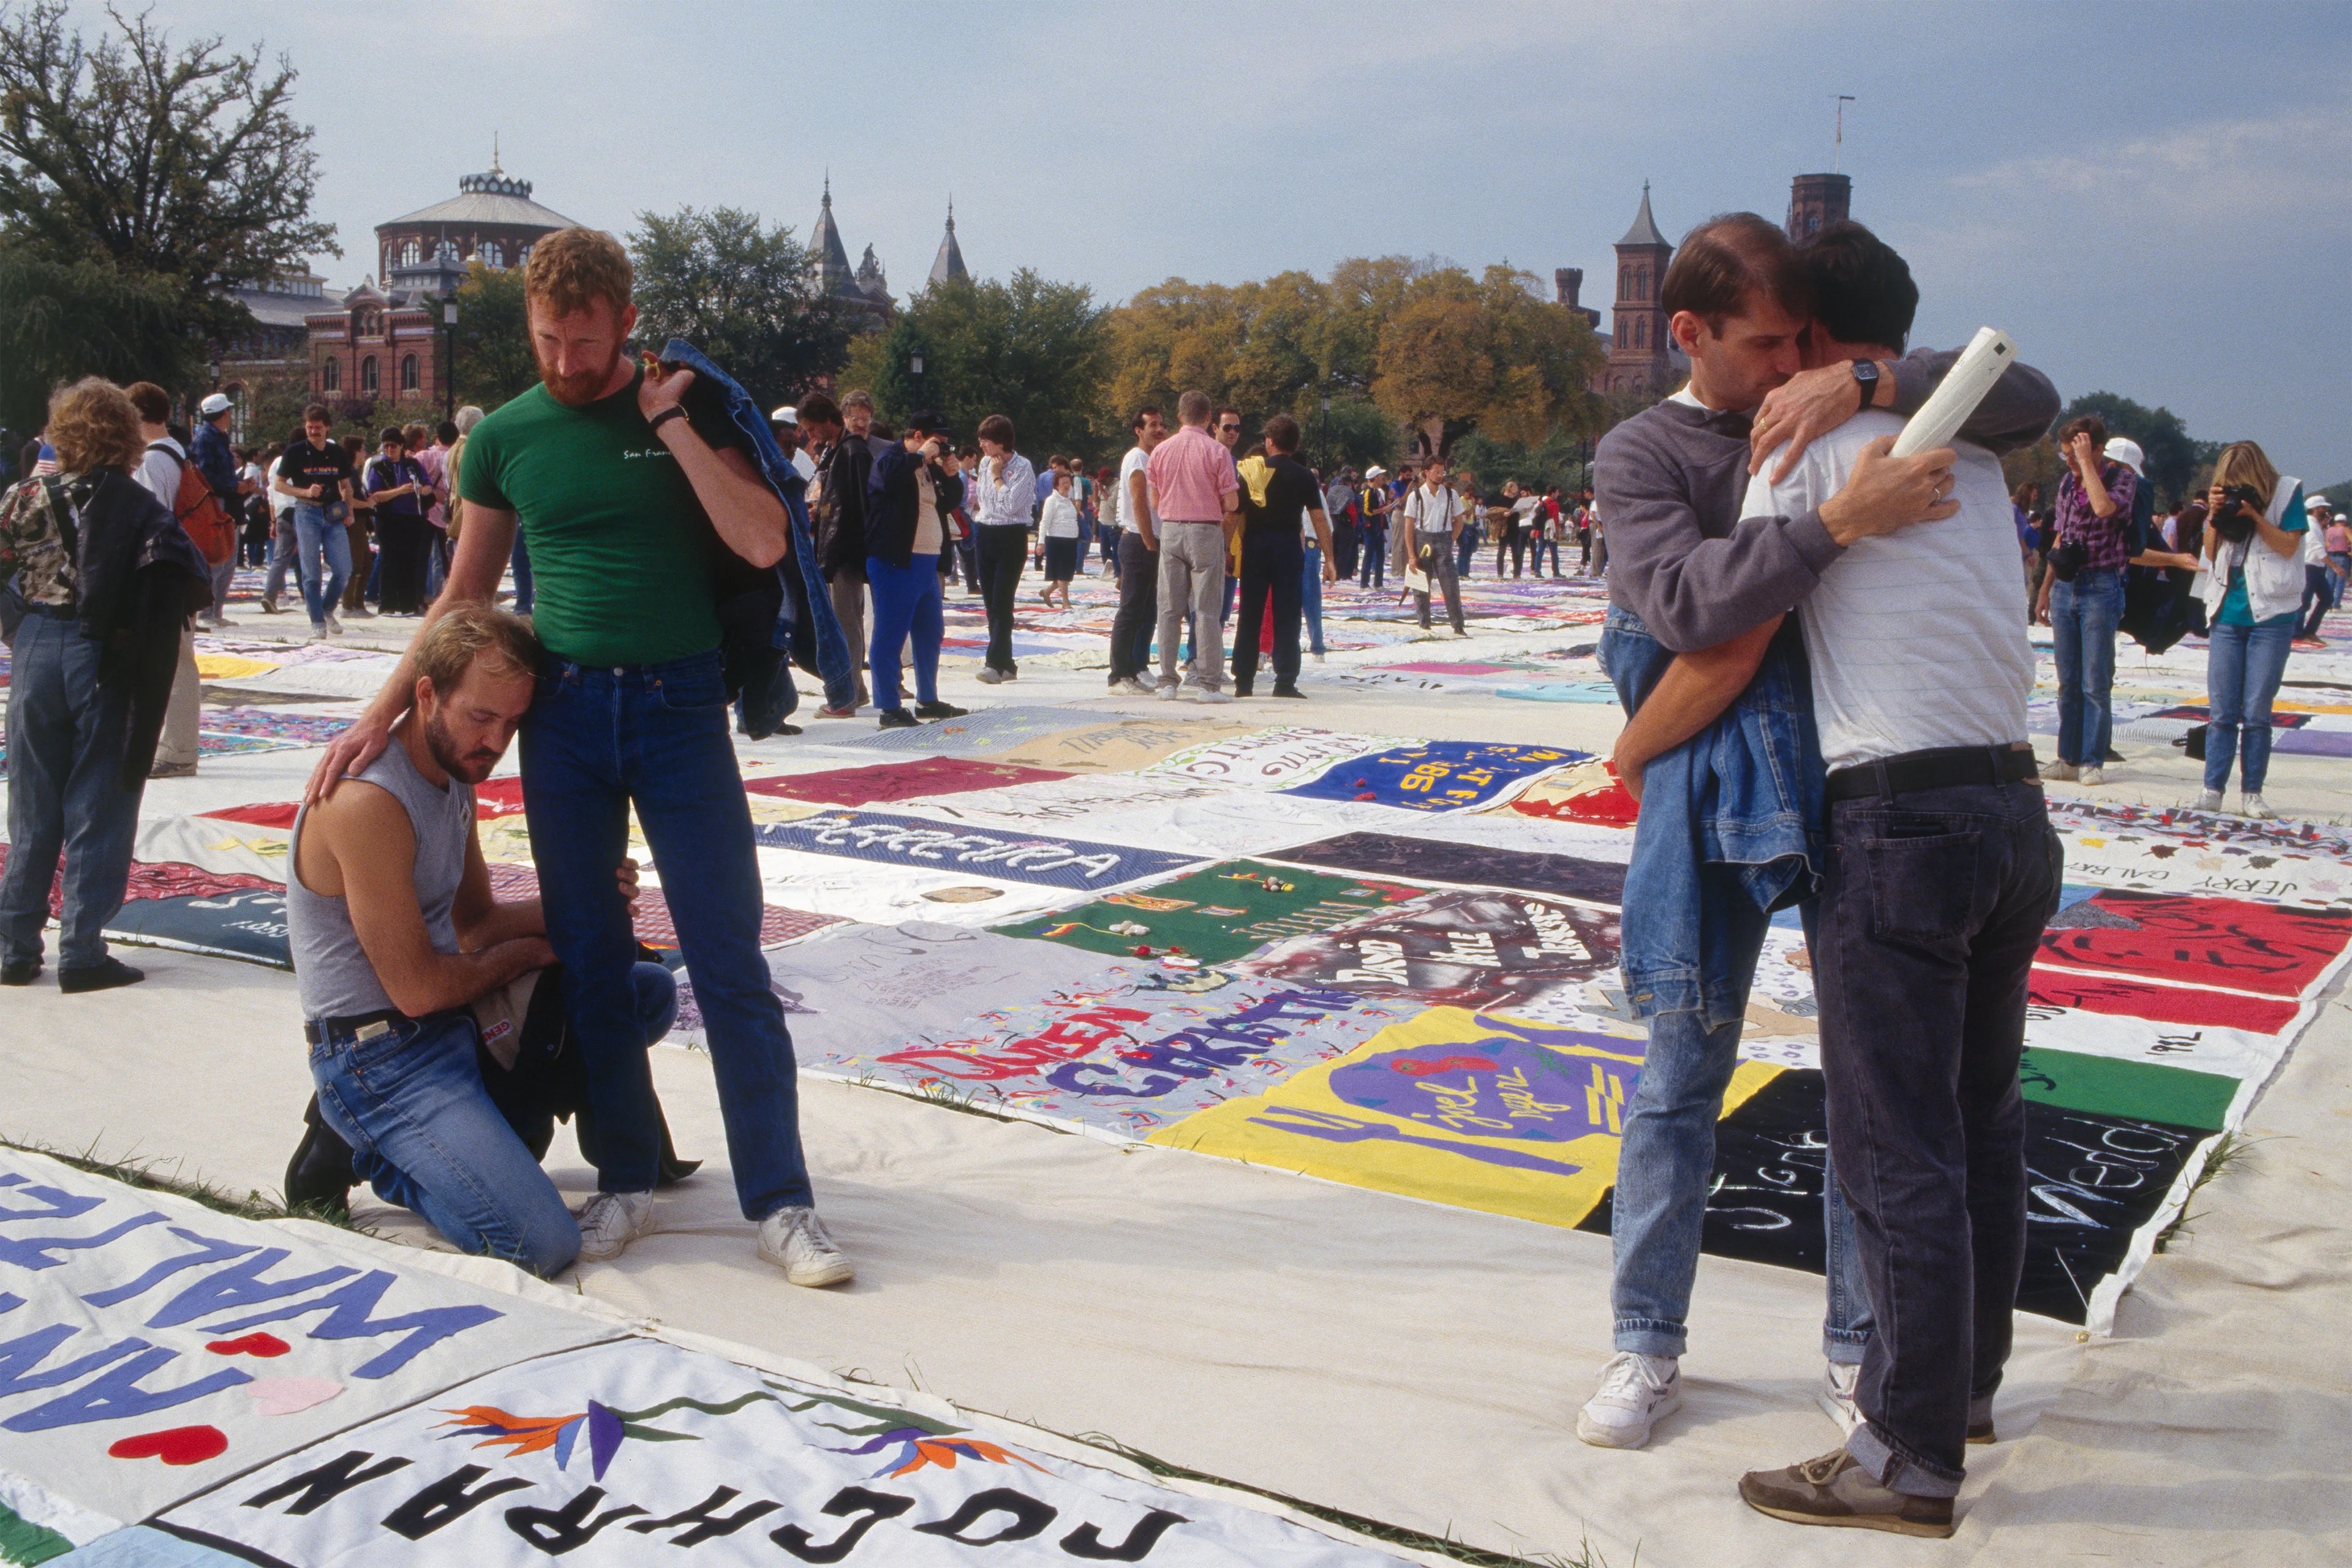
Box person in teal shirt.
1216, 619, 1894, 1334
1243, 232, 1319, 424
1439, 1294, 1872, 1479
2196, 440, 2307, 818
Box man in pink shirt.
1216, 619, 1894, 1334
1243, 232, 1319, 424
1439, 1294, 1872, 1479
1146, 390, 1240, 702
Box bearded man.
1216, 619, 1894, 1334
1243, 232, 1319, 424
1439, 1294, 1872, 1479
306, 228, 853, 1287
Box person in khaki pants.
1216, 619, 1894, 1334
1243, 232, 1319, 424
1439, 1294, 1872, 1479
1146, 391, 1240, 703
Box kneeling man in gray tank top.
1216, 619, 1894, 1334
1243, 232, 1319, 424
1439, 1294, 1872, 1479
284, 605, 671, 1276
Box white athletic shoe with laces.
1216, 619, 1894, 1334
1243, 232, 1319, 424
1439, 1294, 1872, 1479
325, 611, 345, 635
2241, 793, 2275, 820
573, 1190, 657, 1262
2078, 766, 2105, 785
758, 1205, 854, 1287
1575, 1351, 1683, 1449
2043, 760, 2079, 782
1817, 1360, 1863, 1436
2194, 789, 2224, 811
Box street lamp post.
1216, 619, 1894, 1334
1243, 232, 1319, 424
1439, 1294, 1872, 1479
909, 349, 924, 413
443, 301, 458, 423
1320, 391, 1333, 472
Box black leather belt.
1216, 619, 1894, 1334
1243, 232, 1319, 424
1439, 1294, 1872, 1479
1825, 745, 2040, 802
303, 1008, 405, 1045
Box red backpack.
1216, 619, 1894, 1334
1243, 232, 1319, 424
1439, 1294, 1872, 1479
149, 442, 236, 566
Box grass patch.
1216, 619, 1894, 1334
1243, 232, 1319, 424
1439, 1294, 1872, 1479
0, 1134, 361, 1231
2152, 1131, 2260, 1254
1063, 1429, 1623, 1567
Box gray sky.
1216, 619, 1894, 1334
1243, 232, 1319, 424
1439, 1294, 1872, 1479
167, 0, 2352, 481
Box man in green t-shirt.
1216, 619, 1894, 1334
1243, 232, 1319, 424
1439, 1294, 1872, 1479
308, 228, 852, 1288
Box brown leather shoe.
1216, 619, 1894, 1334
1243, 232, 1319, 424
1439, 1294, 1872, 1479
1740, 1447, 1955, 1539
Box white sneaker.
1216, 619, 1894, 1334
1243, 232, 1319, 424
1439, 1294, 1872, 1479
2078, 766, 2105, 786
213, 615, 238, 628
1575, 1351, 1682, 1449
325, 612, 345, 635
2241, 792, 2274, 820
2044, 760, 2079, 783
2194, 789, 2224, 811
573, 1190, 657, 1262
758, 1205, 854, 1287
1817, 1360, 1863, 1437
306, 623, 330, 642
1109, 677, 1152, 696
1311, 651, 1327, 663
1155, 682, 1183, 701
1187, 687, 1235, 704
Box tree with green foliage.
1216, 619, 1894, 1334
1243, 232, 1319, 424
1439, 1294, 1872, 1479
1371, 265, 1604, 456
846, 271, 1110, 461
0, 0, 336, 365
627, 206, 850, 410
0, 244, 193, 431
448, 260, 535, 411
2049, 391, 2215, 507
1102, 257, 1603, 466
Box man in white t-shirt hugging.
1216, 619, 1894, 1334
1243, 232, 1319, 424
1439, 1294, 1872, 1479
1691, 223, 2059, 1536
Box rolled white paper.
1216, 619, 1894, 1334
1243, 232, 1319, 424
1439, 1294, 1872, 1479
1890, 326, 2016, 458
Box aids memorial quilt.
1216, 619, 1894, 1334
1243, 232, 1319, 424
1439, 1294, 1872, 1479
149, 1336, 1411, 1567
0, 1150, 618, 1536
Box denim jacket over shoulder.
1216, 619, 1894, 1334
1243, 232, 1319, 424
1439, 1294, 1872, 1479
656, 339, 854, 726
1600, 603, 1825, 1025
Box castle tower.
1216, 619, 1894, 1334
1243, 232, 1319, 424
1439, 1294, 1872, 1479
811, 176, 858, 298
1606, 184, 1675, 395
929, 202, 968, 287
1786, 172, 1852, 243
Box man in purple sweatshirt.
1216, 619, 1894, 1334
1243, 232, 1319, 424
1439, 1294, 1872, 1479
1575, 211, 2059, 1504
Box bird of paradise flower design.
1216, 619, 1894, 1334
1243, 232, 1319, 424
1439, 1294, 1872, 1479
433, 1392, 772, 1482
827, 1427, 1050, 1480
771, 1385, 1049, 1482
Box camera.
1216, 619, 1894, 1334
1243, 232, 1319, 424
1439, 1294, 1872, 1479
2211, 484, 2263, 543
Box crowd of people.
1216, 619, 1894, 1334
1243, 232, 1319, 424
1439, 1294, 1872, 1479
0, 206, 2340, 1546
759, 386, 1611, 712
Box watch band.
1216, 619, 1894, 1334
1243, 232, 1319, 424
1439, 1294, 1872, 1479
1850, 358, 1880, 405
647, 405, 688, 435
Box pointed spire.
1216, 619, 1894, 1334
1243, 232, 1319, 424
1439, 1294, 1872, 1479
1618, 181, 1668, 249
811, 178, 855, 295
491, 132, 502, 176
929, 200, 967, 287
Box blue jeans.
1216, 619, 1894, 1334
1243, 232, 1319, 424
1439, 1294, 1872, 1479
1455, 526, 1479, 578
866, 552, 943, 711
308, 963, 676, 1278
510, 529, 534, 616
1817, 782, 2060, 1495
2050, 567, 2124, 766
1534, 535, 1561, 574
293, 503, 351, 625
1611, 888, 1872, 1363
2204, 618, 2294, 793
1300, 543, 1326, 654
1358, 525, 1386, 587
519, 648, 810, 1218
0, 610, 140, 968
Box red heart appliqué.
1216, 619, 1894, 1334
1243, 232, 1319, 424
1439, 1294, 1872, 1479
205, 1333, 290, 1359
108, 1426, 228, 1465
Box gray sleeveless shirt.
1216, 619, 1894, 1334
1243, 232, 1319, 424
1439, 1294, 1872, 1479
287, 738, 474, 1020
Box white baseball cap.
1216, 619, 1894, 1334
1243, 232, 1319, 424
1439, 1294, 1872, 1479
2103, 437, 2145, 475
769, 404, 797, 427
1365, 465, 1387, 480
198, 392, 234, 417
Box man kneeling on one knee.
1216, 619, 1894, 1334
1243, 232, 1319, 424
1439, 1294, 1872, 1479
287, 605, 672, 1276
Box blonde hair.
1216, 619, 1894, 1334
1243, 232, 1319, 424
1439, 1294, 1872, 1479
414, 603, 540, 698
522, 227, 632, 319
47, 378, 145, 475
2212, 442, 2280, 510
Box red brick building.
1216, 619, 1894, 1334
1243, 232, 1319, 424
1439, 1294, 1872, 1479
304, 153, 576, 418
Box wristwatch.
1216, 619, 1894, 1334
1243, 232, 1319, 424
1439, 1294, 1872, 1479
1850, 358, 1881, 407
